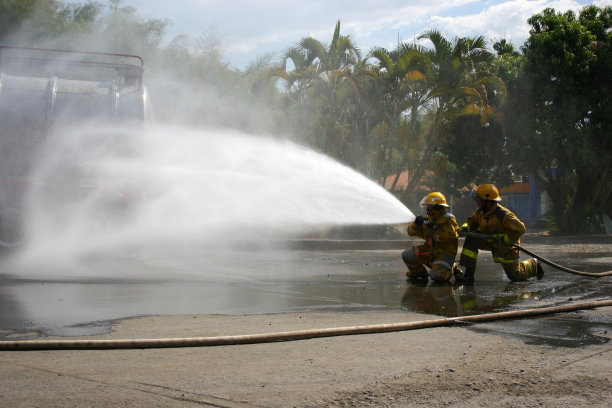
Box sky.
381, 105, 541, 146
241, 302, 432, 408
115, 0, 610, 69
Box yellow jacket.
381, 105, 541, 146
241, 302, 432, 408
465, 203, 526, 244
408, 212, 459, 258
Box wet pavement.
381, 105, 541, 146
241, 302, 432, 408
0, 242, 611, 347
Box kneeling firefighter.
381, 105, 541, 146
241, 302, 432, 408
402, 192, 459, 282
455, 184, 544, 283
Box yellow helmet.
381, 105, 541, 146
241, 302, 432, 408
474, 184, 502, 202
419, 192, 449, 207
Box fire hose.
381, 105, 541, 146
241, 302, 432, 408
461, 231, 612, 278
0, 299, 611, 350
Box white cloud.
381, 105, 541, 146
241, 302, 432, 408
426, 0, 603, 47
171, 0, 483, 63
68, 0, 609, 67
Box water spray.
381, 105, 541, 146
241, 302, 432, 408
4, 123, 415, 275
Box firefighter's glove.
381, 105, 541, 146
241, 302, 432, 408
458, 226, 469, 237
414, 215, 425, 226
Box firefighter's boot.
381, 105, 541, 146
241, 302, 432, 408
536, 260, 545, 280
406, 265, 428, 282
454, 265, 475, 284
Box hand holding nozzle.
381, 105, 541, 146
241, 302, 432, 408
414, 215, 425, 226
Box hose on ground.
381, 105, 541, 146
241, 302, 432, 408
461, 231, 612, 278
1, 299, 611, 350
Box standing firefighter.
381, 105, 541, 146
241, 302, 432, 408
402, 192, 459, 282
454, 184, 544, 283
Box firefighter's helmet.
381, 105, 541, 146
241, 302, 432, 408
473, 184, 502, 202
419, 192, 449, 207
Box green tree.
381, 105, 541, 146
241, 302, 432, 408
508, 6, 611, 233
98, 1, 168, 58
493, 38, 519, 56
369, 31, 505, 207
439, 38, 522, 197
271, 21, 362, 158
0, 0, 103, 45
367, 44, 430, 193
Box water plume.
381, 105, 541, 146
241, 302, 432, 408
16, 123, 413, 262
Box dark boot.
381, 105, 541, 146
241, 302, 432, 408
536, 260, 545, 280
455, 265, 475, 284
463, 265, 475, 283
406, 266, 428, 282
452, 265, 464, 281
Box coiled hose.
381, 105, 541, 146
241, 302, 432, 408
462, 231, 612, 278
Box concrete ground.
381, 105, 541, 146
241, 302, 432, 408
0, 305, 611, 407
0, 236, 611, 407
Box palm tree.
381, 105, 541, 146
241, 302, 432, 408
269, 21, 362, 156
406, 31, 505, 201
369, 31, 506, 204
367, 43, 432, 190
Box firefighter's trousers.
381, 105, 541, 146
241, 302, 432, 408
402, 245, 455, 282
459, 236, 537, 281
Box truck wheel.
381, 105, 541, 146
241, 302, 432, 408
0, 207, 25, 248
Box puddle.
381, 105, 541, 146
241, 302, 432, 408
470, 314, 612, 347
0, 245, 610, 346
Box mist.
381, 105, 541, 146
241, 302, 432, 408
0, 7, 420, 281
19, 123, 412, 255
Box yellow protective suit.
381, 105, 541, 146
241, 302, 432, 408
459, 203, 538, 281
402, 211, 459, 282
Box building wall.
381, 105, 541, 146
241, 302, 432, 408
501, 192, 540, 221
499, 178, 546, 228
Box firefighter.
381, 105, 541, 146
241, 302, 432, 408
402, 192, 459, 282
454, 184, 544, 283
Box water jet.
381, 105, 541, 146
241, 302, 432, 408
8, 123, 413, 277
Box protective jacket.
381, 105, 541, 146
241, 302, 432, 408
408, 212, 459, 259
460, 203, 537, 280
465, 203, 526, 245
